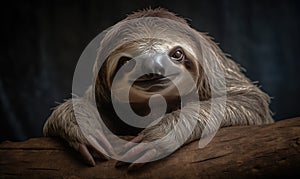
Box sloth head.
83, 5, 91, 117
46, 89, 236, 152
94, 8, 224, 114
107, 39, 200, 105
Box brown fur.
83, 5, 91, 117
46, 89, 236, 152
43, 8, 273, 164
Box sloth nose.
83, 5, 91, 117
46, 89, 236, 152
142, 55, 166, 77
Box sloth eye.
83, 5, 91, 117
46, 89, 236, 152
116, 56, 135, 72
170, 48, 184, 61
119, 56, 132, 66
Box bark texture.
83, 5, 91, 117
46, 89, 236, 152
1, 117, 299, 178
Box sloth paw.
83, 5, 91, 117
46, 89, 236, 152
69, 129, 114, 166
115, 132, 171, 171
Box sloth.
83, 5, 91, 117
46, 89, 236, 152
43, 8, 273, 170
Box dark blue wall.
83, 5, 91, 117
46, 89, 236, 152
1, 0, 300, 141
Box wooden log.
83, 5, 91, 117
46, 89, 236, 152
1, 117, 300, 178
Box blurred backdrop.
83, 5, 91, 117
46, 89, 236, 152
1, 0, 300, 142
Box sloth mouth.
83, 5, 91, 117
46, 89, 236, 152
133, 73, 178, 83
134, 77, 170, 86
131, 73, 178, 91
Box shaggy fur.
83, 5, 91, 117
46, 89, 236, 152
43, 8, 273, 164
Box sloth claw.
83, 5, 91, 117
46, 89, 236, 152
123, 134, 144, 149
87, 135, 111, 160
78, 143, 96, 166
116, 134, 158, 171
95, 129, 114, 155
72, 130, 114, 166
128, 149, 157, 171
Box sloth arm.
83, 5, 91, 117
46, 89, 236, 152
142, 83, 273, 144
117, 81, 273, 170
43, 96, 113, 166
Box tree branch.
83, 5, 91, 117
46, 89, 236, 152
1, 117, 299, 178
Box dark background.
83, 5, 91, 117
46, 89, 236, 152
1, 0, 299, 142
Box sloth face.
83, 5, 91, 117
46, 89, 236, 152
95, 16, 209, 107
108, 39, 199, 104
